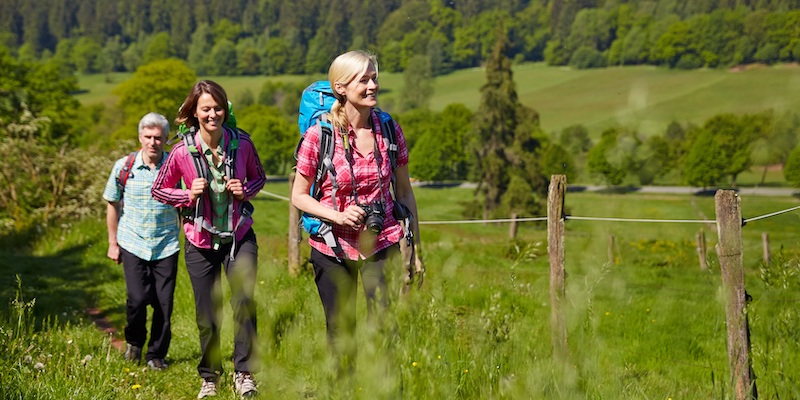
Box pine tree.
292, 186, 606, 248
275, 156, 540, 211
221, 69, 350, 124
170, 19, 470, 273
470, 27, 546, 219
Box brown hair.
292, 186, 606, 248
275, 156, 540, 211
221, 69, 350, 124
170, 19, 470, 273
175, 80, 230, 129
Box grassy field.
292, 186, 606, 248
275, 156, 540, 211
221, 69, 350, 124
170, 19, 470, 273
76, 63, 800, 138
3, 183, 800, 399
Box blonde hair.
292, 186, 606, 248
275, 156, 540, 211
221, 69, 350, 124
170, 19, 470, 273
327, 50, 378, 132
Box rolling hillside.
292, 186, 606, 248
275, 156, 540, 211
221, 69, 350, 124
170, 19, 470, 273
76, 62, 800, 139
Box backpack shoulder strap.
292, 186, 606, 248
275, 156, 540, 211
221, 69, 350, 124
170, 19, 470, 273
225, 126, 240, 181
117, 150, 139, 190
315, 117, 338, 207
374, 109, 414, 249
375, 108, 398, 171
182, 128, 208, 182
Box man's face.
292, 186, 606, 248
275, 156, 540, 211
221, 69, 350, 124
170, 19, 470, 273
139, 126, 166, 158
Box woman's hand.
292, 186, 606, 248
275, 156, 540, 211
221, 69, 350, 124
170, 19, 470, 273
338, 205, 366, 230
225, 177, 245, 200
188, 178, 207, 202
414, 251, 426, 288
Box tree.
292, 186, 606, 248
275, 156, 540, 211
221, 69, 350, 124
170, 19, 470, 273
98, 36, 125, 73
559, 124, 592, 154
237, 43, 261, 76
586, 127, 631, 187
636, 135, 671, 185
703, 113, 759, 186
212, 18, 242, 43
237, 104, 296, 174
112, 59, 197, 145
683, 130, 726, 188
304, 0, 351, 74
143, 32, 174, 64
539, 143, 577, 180
71, 37, 102, 73
783, 145, 800, 187
409, 104, 473, 181
121, 39, 145, 72
209, 39, 238, 75
749, 111, 798, 184
0, 48, 108, 230
400, 55, 433, 111
262, 37, 291, 75
187, 24, 214, 75
470, 29, 545, 219
409, 133, 449, 181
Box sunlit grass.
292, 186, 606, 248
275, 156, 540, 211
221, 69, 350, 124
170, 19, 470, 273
3, 188, 800, 398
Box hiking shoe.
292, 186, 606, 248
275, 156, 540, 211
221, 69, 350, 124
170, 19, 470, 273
197, 378, 218, 399
146, 358, 168, 370
234, 371, 258, 397
124, 344, 141, 364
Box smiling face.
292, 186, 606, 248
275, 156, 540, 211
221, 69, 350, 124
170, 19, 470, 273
338, 63, 379, 110
194, 92, 226, 136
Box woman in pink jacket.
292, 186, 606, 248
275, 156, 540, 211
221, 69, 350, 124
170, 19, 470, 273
152, 80, 266, 399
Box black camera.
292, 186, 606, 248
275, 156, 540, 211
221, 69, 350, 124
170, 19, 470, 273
358, 202, 385, 235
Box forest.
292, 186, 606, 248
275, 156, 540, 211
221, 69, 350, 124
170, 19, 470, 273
3, 0, 800, 235
2, 0, 800, 76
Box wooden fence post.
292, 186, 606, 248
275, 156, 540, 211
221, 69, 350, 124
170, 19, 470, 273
547, 175, 569, 363
509, 213, 518, 240
715, 190, 757, 400
762, 232, 770, 266
288, 172, 301, 276
696, 230, 708, 271
607, 234, 616, 265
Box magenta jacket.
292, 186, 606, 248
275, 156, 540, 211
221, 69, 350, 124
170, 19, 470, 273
151, 127, 266, 249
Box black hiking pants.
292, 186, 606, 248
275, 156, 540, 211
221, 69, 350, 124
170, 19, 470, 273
120, 248, 179, 361
185, 229, 259, 379
310, 245, 397, 369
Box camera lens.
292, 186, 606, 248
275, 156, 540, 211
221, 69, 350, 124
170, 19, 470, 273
362, 202, 384, 234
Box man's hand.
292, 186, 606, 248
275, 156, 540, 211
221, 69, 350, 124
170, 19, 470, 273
107, 243, 121, 264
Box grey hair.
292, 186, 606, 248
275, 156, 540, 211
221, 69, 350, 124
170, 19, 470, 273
138, 112, 170, 136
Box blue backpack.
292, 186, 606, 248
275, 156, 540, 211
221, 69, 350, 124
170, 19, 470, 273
295, 80, 406, 258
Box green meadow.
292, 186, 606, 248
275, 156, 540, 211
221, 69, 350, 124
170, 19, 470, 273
3, 183, 800, 398
6, 64, 799, 398
77, 63, 800, 138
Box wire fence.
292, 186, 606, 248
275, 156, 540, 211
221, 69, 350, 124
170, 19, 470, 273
261, 189, 800, 227
265, 186, 798, 395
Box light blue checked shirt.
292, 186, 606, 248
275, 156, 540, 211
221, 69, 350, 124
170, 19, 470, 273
103, 151, 180, 261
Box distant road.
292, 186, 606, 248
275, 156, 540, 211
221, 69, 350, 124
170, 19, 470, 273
268, 176, 799, 197
571, 185, 799, 197
417, 181, 799, 197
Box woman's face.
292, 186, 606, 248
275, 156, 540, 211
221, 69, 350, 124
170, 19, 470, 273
194, 92, 225, 135
341, 64, 378, 109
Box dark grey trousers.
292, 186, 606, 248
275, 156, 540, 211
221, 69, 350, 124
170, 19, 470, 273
185, 229, 259, 379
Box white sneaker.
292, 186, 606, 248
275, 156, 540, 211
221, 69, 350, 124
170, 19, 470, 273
234, 371, 258, 397
197, 378, 217, 399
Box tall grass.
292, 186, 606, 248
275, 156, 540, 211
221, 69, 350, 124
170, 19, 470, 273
3, 185, 800, 398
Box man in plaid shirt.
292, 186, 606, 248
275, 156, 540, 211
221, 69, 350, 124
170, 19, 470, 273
103, 112, 180, 371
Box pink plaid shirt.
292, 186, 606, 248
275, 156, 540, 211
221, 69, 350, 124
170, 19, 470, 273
295, 109, 408, 260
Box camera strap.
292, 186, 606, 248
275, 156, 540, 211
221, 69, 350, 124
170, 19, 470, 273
343, 125, 388, 209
